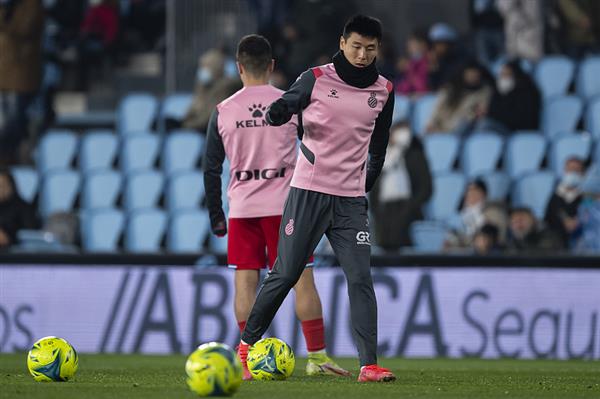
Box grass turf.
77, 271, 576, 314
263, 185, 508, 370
1, 354, 599, 399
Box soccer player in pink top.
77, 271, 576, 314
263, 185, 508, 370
203, 34, 350, 380
239, 16, 396, 382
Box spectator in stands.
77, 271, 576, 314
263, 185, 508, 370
0, 169, 39, 248
477, 59, 541, 133
428, 22, 465, 90
183, 49, 242, 133
470, 0, 505, 68
76, 0, 119, 89
545, 157, 585, 248
556, 0, 600, 58
371, 122, 432, 250
395, 30, 430, 95
125, 0, 166, 51
573, 165, 600, 252
472, 223, 502, 254
445, 179, 489, 249
0, 0, 44, 165
505, 207, 563, 253
496, 0, 544, 62
426, 60, 493, 134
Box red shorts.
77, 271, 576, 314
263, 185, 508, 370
228, 215, 313, 270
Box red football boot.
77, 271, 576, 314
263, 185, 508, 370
357, 364, 396, 382
237, 342, 252, 381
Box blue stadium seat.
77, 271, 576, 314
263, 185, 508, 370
166, 171, 204, 211
411, 94, 437, 135
125, 208, 167, 253
480, 171, 511, 201
167, 209, 210, 253
392, 95, 411, 124
512, 171, 556, 219
423, 134, 459, 173
505, 132, 547, 178
159, 93, 193, 131
162, 130, 205, 174
209, 234, 228, 254
584, 96, 600, 139
541, 95, 583, 139
576, 56, 600, 100
426, 172, 466, 220
39, 169, 81, 217
124, 170, 164, 211
549, 133, 593, 175
461, 132, 504, 178
11, 166, 39, 203
117, 93, 158, 135
121, 134, 161, 173
81, 208, 124, 252
409, 221, 448, 252
81, 170, 122, 210
79, 130, 118, 172
36, 130, 78, 172
534, 56, 575, 100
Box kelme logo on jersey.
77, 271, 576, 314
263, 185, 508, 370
356, 231, 371, 245
235, 104, 269, 128
285, 219, 294, 236
367, 92, 377, 108
235, 168, 287, 181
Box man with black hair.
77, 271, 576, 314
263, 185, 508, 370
238, 15, 396, 383
203, 34, 350, 381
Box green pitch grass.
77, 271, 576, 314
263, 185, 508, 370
1, 354, 599, 399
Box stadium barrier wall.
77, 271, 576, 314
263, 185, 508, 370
1, 264, 599, 360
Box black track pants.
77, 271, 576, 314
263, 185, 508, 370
241, 187, 377, 366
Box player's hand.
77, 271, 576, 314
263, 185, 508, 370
211, 219, 227, 237
266, 100, 291, 126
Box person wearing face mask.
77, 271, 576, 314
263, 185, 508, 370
370, 122, 432, 250
425, 60, 494, 134
479, 60, 541, 134
505, 207, 563, 253
395, 30, 430, 95
0, 169, 39, 248
572, 164, 600, 253
545, 157, 585, 248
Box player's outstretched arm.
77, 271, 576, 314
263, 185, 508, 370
366, 90, 394, 193
266, 69, 317, 126
202, 109, 227, 236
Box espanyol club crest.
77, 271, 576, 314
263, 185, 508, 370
285, 219, 294, 236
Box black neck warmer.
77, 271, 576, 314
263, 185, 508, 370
332, 51, 379, 89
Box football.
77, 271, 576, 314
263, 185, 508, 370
247, 337, 295, 380
27, 336, 79, 382
185, 342, 242, 396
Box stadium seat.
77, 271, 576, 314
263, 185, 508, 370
121, 134, 161, 173
159, 93, 193, 131
534, 56, 575, 100
117, 92, 158, 135
411, 94, 437, 135
125, 208, 167, 253
209, 234, 228, 254
549, 133, 593, 175
81, 170, 122, 210
541, 95, 583, 139
11, 166, 39, 203
36, 130, 78, 172
460, 132, 504, 178
505, 132, 547, 178
81, 208, 124, 252
166, 171, 204, 211
425, 172, 466, 220
512, 171, 556, 219
124, 170, 164, 211
39, 169, 81, 217
409, 221, 448, 252
576, 56, 600, 100
480, 171, 511, 201
162, 130, 205, 174
392, 95, 411, 124
167, 209, 210, 253
79, 131, 118, 172
423, 134, 459, 173
584, 96, 600, 139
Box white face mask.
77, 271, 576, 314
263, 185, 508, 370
562, 172, 583, 188
497, 76, 515, 94
392, 127, 411, 149
196, 67, 213, 84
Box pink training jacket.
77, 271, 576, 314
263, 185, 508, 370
204, 85, 298, 220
